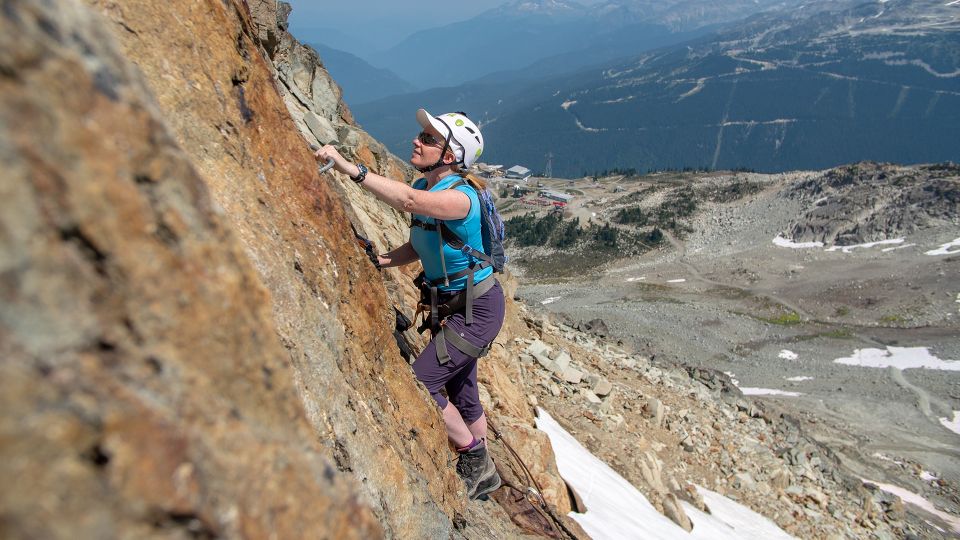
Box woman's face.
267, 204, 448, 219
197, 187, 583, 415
411, 125, 450, 169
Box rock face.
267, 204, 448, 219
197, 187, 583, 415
0, 0, 576, 538
0, 0, 382, 537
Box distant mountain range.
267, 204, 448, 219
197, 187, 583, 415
366, 0, 800, 89
308, 43, 415, 106
354, 0, 960, 177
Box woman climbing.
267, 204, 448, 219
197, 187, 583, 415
314, 110, 505, 500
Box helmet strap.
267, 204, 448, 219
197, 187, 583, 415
416, 137, 450, 173
416, 116, 463, 173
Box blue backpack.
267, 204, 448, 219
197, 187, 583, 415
465, 179, 507, 273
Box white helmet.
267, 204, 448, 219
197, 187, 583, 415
416, 109, 484, 168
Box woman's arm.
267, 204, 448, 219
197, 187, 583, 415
314, 146, 470, 221
377, 241, 420, 268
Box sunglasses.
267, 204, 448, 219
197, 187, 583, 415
417, 131, 446, 148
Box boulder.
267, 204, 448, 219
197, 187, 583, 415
583, 318, 610, 338
592, 378, 613, 397
527, 339, 551, 358
638, 451, 667, 494
662, 494, 693, 532
644, 398, 665, 427
562, 368, 583, 385
581, 389, 602, 405
552, 351, 572, 371
770, 467, 792, 490
534, 353, 557, 373
733, 472, 756, 491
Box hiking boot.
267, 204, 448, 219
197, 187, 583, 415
456, 444, 501, 500
472, 467, 502, 501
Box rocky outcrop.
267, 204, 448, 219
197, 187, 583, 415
785, 162, 960, 245
1, 0, 577, 538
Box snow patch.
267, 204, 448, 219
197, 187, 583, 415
940, 411, 960, 437
872, 453, 904, 466
785, 376, 813, 382
834, 347, 960, 371
779, 350, 799, 360
882, 243, 915, 252
862, 480, 960, 534
726, 371, 801, 396
773, 235, 824, 249
541, 296, 562, 305
921, 471, 939, 482
825, 238, 904, 253
740, 387, 803, 397
535, 408, 796, 539
925, 237, 960, 256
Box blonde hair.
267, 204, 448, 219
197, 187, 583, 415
451, 164, 487, 190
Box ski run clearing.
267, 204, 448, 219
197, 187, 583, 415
536, 408, 795, 540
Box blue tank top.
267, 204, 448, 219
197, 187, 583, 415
410, 174, 494, 292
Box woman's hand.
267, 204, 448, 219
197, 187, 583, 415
314, 145, 360, 178
377, 242, 420, 268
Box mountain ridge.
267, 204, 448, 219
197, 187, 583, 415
355, 0, 960, 176
366, 0, 804, 89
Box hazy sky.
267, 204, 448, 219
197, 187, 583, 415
286, 0, 603, 56
286, 0, 507, 53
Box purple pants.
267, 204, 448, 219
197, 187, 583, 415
413, 279, 505, 423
